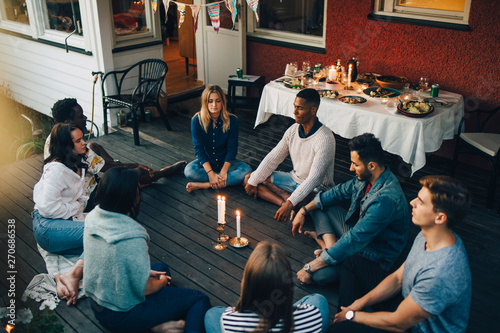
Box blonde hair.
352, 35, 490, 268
197, 85, 231, 133
235, 241, 294, 332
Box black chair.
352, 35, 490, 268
101, 58, 172, 145
451, 107, 500, 211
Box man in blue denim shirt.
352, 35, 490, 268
293, 133, 410, 287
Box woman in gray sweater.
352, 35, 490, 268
83, 167, 210, 332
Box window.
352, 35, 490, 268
0, 0, 88, 51
247, 0, 326, 52
112, 0, 160, 46
372, 0, 471, 29
2, 0, 30, 25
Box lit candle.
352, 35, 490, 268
236, 210, 241, 238
217, 195, 221, 223
328, 65, 336, 81
347, 64, 352, 88
221, 196, 226, 224
381, 97, 389, 104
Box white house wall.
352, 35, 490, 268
0, 0, 164, 135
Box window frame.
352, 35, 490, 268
111, 0, 161, 49
371, 0, 471, 30
246, 0, 327, 53
0, 0, 90, 51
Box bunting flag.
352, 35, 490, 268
246, 0, 259, 22
151, 0, 158, 13
224, 0, 238, 29
207, 2, 220, 33
191, 4, 201, 33
177, 3, 186, 28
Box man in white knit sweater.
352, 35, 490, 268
244, 88, 336, 221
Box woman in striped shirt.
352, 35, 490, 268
205, 241, 329, 332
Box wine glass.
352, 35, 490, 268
313, 70, 322, 85
419, 77, 429, 91
302, 61, 310, 72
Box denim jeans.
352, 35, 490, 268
90, 263, 211, 333
184, 159, 252, 186
32, 210, 84, 259
204, 293, 329, 333
310, 205, 350, 285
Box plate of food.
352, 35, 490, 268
398, 100, 434, 118
318, 90, 339, 99
338, 96, 367, 105
284, 78, 304, 90
363, 87, 401, 98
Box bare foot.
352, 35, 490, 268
304, 231, 326, 249
314, 249, 323, 257
186, 182, 211, 193
57, 260, 83, 306
151, 320, 185, 333
54, 274, 70, 300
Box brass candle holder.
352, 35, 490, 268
213, 221, 229, 251
229, 236, 249, 248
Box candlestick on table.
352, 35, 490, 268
229, 210, 249, 248
347, 64, 352, 88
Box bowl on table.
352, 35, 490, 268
376, 75, 408, 90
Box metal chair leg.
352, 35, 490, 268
155, 101, 172, 131
131, 107, 140, 146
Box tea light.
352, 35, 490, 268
381, 97, 389, 104
356, 84, 363, 94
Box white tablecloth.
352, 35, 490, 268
255, 81, 464, 175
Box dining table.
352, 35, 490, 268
255, 80, 464, 176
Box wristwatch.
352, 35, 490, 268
303, 263, 313, 274
346, 310, 355, 321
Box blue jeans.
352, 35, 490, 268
270, 171, 300, 193
184, 159, 252, 186
204, 293, 329, 333
32, 210, 84, 259
90, 263, 211, 333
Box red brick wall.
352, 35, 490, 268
247, 0, 500, 161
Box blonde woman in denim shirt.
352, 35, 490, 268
185, 85, 252, 192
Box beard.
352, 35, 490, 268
357, 168, 372, 182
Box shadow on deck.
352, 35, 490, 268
1, 102, 499, 332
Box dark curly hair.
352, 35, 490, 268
296, 88, 320, 109
45, 122, 87, 172
52, 98, 78, 123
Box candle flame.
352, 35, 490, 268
222, 196, 225, 201
217, 195, 221, 200
5, 325, 14, 333
236, 210, 240, 216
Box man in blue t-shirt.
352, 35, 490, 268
331, 175, 472, 333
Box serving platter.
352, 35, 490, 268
339, 96, 367, 105
363, 87, 401, 98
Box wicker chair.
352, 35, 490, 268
101, 58, 172, 145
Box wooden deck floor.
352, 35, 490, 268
1, 102, 499, 332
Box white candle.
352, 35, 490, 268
328, 66, 336, 81
217, 195, 221, 223
221, 196, 226, 223
347, 64, 352, 88
236, 210, 241, 238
